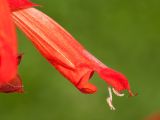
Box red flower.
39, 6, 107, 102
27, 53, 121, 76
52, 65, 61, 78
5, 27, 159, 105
0, 0, 135, 109
0, 0, 23, 93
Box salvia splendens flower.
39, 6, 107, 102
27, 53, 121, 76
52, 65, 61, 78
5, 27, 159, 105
0, 0, 23, 93
0, 0, 135, 110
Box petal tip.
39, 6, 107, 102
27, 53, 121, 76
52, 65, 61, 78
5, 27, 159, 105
78, 83, 97, 94
98, 68, 130, 91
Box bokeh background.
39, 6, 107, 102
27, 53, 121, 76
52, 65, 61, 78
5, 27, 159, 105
1, 0, 160, 120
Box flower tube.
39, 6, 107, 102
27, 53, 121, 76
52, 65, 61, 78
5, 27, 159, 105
12, 7, 134, 109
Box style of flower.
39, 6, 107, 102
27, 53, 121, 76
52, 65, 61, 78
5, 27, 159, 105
0, 0, 135, 110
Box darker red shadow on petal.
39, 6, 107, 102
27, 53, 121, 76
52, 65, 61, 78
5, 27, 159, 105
0, 74, 24, 93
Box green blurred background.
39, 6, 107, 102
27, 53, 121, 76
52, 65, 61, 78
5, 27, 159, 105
1, 0, 160, 120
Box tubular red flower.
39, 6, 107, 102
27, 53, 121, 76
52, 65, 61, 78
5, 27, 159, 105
0, 0, 17, 83
4, 0, 135, 109
12, 8, 132, 95
0, 0, 23, 93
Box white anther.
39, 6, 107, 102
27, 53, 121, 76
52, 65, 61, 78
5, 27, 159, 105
106, 97, 116, 110
112, 88, 124, 97
106, 87, 116, 110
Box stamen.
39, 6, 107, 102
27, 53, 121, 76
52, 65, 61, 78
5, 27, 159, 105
106, 97, 116, 110
108, 87, 112, 101
128, 90, 138, 97
112, 88, 124, 97
106, 87, 116, 110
